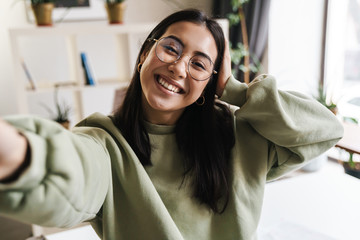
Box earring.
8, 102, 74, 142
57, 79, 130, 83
196, 95, 205, 106
137, 63, 142, 73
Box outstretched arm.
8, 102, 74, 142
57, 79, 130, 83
0, 116, 111, 228
0, 118, 28, 182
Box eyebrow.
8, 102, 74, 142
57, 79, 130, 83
166, 35, 214, 63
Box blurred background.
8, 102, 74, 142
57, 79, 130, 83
1, 0, 359, 124
0, 0, 359, 239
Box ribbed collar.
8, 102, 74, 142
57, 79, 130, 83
143, 121, 176, 135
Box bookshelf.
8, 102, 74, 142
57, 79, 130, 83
9, 22, 156, 125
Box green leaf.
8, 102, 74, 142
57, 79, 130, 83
230, 47, 246, 65
240, 0, 251, 5
227, 13, 240, 26
231, 0, 241, 11
238, 64, 247, 72
349, 153, 355, 169
343, 117, 359, 124
315, 85, 337, 109
231, 68, 237, 76
231, 0, 250, 11
249, 63, 258, 73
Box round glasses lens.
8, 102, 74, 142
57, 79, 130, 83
154, 37, 215, 81
156, 37, 182, 63
188, 55, 214, 81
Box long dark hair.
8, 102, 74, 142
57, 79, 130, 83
113, 9, 235, 213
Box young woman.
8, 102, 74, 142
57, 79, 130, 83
0, 9, 343, 240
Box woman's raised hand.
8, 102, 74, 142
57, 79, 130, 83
216, 38, 232, 97
0, 118, 28, 181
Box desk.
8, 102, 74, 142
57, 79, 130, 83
336, 122, 360, 155
46, 225, 99, 240
258, 161, 360, 240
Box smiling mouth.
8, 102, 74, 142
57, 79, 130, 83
156, 75, 184, 94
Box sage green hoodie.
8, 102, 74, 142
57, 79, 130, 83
0, 75, 343, 240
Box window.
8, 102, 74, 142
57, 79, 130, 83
325, 0, 360, 123
268, 0, 325, 95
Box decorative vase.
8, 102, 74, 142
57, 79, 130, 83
105, 2, 126, 24
31, 3, 54, 26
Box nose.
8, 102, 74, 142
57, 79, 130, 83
168, 55, 189, 79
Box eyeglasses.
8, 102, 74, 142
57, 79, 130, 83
151, 37, 217, 81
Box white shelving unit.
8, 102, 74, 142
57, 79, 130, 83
9, 22, 156, 124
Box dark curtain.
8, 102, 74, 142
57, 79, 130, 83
213, 0, 271, 82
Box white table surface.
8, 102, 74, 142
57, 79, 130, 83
46, 225, 99, 240
258, 160, 360, 240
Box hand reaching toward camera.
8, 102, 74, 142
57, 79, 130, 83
216, 39, 232, 97
0, 118, 28, 181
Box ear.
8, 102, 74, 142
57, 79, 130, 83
139, 50, 150, 65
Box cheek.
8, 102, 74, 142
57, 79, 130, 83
141, 48, 158, 69
189, 81, 209, 99
140, 65, 150, 83
140, 55, 160, 80
140, 60, 155, 86
141, 59, 153, 76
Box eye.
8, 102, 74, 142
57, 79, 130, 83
190, 56, 210, 71
158, 37, 183, 57
163, 45, 179, 56
191, 60, 206, 70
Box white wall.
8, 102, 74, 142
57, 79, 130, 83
268, 0, 326, 96
0, 1, 31, 115
124, 0, 212, 23
0, 0, 212, 116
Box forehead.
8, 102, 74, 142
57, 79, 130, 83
161, 21, 218, 61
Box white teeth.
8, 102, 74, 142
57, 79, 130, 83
158, 77, 180, 93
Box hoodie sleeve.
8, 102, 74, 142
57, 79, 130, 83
0, 115, 112, 228
220, 74, 344, 181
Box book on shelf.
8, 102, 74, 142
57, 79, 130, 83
20, 58, 36, 90
80, 52, 95, 86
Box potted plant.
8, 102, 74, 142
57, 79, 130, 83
335, 122, 360, 179
302, 85, 338, 172
227, 0, 263, 84
342, 152, 360, 179
105, 0, 126, 24
42, 86, 71, 129
318, 88, 360, 178
316, 85, 338, 114
30, 0, 55, 26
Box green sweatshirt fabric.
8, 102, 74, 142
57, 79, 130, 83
0, 75, 343, 240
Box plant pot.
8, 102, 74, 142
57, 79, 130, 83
31, 3, 54, 26
105, 2, 126, 24
329, 106, 338, 115
342, 161, 360, 179
58, 120, 70, 129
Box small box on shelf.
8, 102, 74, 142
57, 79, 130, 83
80, 52, 96, 86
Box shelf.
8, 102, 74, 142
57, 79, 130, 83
25, 79, 129, 93
9, 22, 157, 37
10, 23, 154, 123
